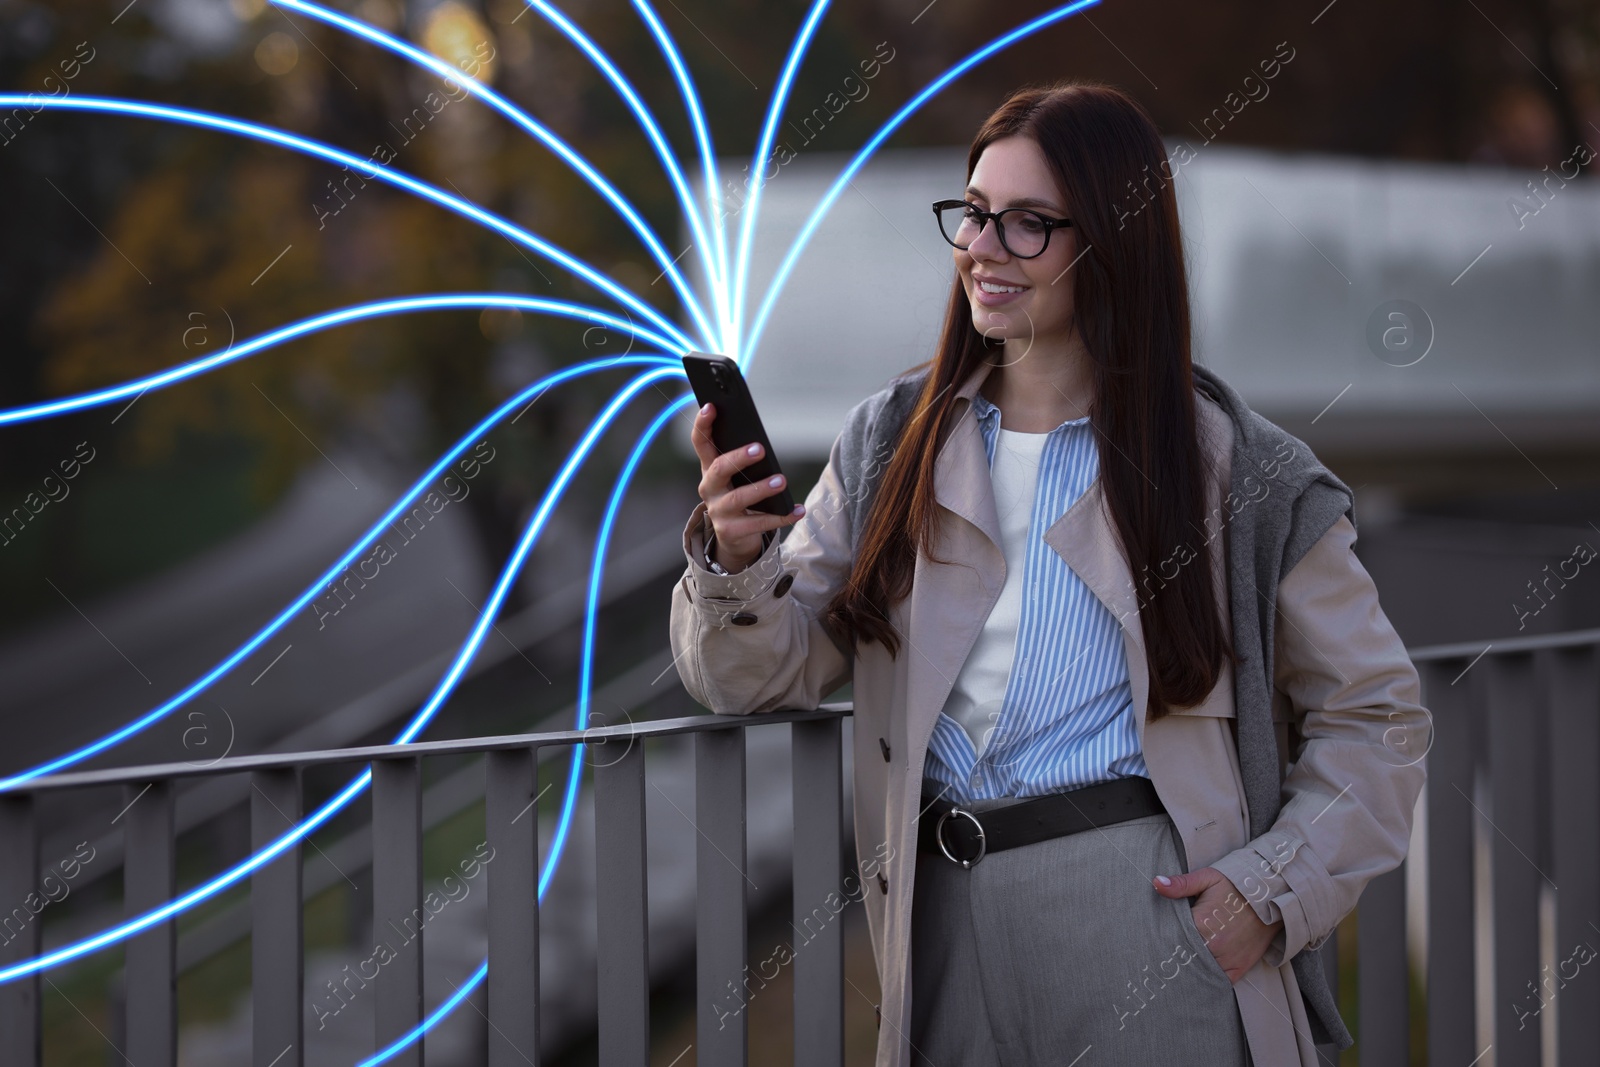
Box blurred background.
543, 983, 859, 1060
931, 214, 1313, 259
1, 0, 1597, 1063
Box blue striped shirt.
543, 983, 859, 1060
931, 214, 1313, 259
922, 389, 1150, 804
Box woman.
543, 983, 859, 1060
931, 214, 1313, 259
670, 80, 1428, 1067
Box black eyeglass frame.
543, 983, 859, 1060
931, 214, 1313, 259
931, 198, 1074, 259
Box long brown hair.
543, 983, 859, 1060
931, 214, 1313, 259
821, 80, 1235, 722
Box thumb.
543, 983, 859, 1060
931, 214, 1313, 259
1151, 867, 1221, 899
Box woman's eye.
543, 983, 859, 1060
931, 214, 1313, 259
1017, 216, 1045, 233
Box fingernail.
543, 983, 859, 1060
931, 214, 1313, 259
700, 403, 711, 415
794, 505, 806, 516
1155, 875, 1172, 886
746, 444, 761, 456
768, 475, 783, 487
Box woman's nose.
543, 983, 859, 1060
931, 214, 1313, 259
968, 217, 1008, 260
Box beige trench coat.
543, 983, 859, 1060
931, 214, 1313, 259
669, 358, 1429, 1067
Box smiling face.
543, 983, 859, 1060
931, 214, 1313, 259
954, 135, 1080, 352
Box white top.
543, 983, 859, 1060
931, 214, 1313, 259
941, 427, 1049, 757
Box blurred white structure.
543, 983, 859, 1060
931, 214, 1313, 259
677, 142, 1600, 462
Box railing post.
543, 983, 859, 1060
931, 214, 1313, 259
1423, 656, 1479, 1067
251, 768, 303, 1067
1488, 652, 1543, 1067
695, 727, 747, 1067
1312, 919, 1340, 1067
1549, 645, 1600, 1064
791, 716, 844, 1067
0, 793, 40, 1067
596, 734, 651, 1066
373, 757, 424, 1066
124, 779, 176, 1067
486, 747, 540, 1065
1357, 864, 1408, 1067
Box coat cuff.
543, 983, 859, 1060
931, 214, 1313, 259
1210, 833, 1332, 967
681, 501, 786, 616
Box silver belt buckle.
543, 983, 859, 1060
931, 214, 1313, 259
935, 806, 986, 868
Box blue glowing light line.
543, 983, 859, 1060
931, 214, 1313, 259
545, 393, 694, 900
739, 0, 1101, 367
269, 0, 719, 352
0, 351, 678, 791
521, 0, 731, 351
356, 394, 692, 1067
0, 294, 681, 427
631, 0, 734, 352
729, 0, 831, 361
0, 0, 1106, 1038
0, 367, 685, 983
0, 95, 698, 354
357, 960, 488, 1067
392, 366, 685, 745
0, 769, 368, 983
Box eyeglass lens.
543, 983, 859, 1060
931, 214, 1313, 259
938, 203, 1049, 258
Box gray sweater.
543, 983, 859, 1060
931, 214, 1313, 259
833, 360, 1357, 1050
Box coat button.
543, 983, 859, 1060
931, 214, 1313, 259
876, 870, 888, 895
875, 1003, 881, 1030
879, 737, 891, 762
774, 573, 794, 598
730, 612, 758, 626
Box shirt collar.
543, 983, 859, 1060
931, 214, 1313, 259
966, 370, 1092, 432
970, 388, 1002, 427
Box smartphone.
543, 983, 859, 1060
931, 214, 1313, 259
681, 352, 796, 518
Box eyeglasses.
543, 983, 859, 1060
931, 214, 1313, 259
932, 198, 1073, 259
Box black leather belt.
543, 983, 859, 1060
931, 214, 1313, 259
918, 775, 1166, 868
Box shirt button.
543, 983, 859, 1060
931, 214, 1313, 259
969, 773, 981, 788
730, 612, 758, 626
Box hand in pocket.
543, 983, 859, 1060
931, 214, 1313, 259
1152, 867, 1282, 983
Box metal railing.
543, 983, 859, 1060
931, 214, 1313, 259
0, 705, 850, 1067
2, 625, 1598, 1066
1356, 626, 1600, 1067
25, 524, 690, 923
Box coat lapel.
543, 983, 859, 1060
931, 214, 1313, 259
930, 400, 1003, 553
1041, 480, 1151, 746
902, 360, 1005, 777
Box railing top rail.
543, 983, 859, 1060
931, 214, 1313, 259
4, 704, 854, 795
12, 626, 1595, 797
1405, 624, 1600, 663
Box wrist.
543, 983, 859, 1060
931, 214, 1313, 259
704, 527, 761, 575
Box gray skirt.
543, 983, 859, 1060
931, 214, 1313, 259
909, 786, 1253, 1066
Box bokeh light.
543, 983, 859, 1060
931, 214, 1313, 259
254, 30, 299, 75
422, 0, 497, 84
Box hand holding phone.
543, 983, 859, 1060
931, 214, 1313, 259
683, 353, 806, 573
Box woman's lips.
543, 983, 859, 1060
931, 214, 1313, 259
971, 276, 1030, 307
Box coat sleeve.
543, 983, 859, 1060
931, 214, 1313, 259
668, 429, 857, 716
1209, 513, 1430, 968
